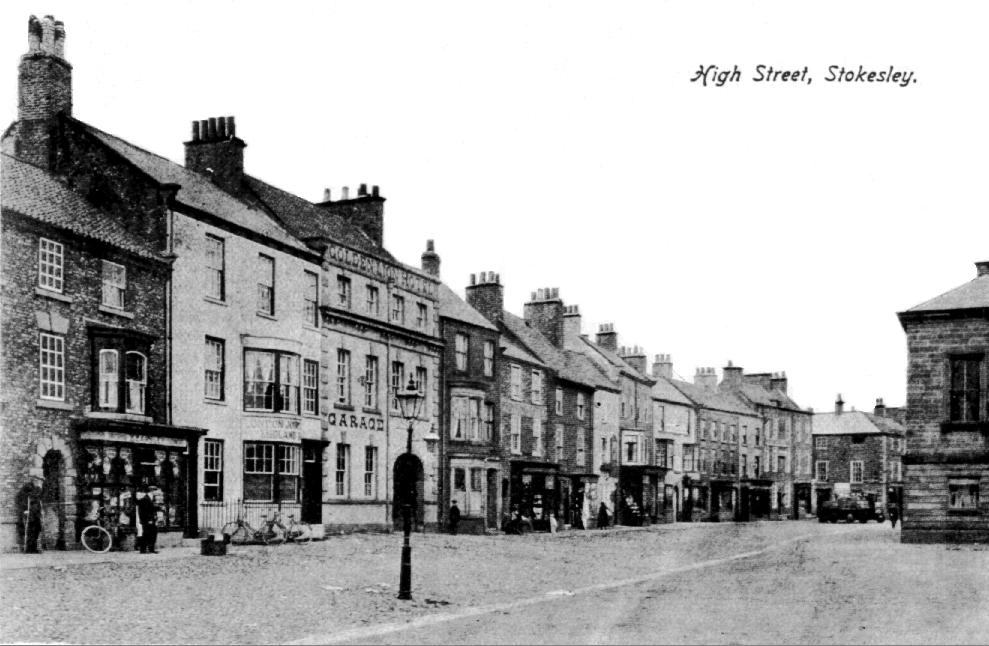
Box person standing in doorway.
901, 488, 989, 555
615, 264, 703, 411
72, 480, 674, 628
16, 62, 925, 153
135, 488, 158, 554
448, 501, 461, 535
597, 502, 610, 529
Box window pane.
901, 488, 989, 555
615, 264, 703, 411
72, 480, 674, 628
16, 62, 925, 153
245, 351, 275, 410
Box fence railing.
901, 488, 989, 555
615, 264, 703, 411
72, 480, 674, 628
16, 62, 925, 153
199, 500, 303, 536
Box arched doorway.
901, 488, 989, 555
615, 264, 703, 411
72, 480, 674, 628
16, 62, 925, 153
392, 454, 424, 531
42, 450, 66, 549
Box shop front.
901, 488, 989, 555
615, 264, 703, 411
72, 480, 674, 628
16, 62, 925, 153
741, 479, 774, 520
509, 461, 559, 532
618, 465, 667, 525
74, 418, 206, 544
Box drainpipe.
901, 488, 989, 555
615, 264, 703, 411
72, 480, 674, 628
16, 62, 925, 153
384, 331, 392, 529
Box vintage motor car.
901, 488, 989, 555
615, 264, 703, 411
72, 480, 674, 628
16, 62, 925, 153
817, 495, 885, 523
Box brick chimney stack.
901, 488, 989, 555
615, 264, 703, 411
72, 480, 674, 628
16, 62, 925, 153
651, 354, 673, 380
770, 371, 788, 394
421, 239, 440, 277
596, 323, 618, 351
14, 15, 72, 168
721, 360, 743, 389
619, 345, 648, 376
184, 115, 246, 194
314, 183, 386, 247
835, 394, 844, 415
976, 261, 989, 277
562, 305, 582, 350
524, 287, 564, 348
874, 397, 886, 417
694, 367, 718, 392
465, 272, 504, 325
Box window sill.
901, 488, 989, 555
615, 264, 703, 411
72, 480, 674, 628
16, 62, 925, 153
256, 311, 277, 321
302, 324, 320, 333
334, 404, 355, 412
35, 287, 73, 303
85, 410, 153, 423
98, 305, 135, 319
362, 407, 381, 415
204, 399, 227, 406
36, 398, 74, 411
204, 296, 228, 307
242, 410, 300, 417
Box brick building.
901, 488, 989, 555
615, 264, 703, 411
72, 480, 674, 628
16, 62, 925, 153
0, 16, 206, 550
897, 261, 989, 543
722, 366, 815, 519
649, 355, 698, 522
431, 254, 502, 534
812, 396, 905, 515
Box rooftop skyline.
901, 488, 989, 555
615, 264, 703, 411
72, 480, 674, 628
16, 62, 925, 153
2, 0, 986, 411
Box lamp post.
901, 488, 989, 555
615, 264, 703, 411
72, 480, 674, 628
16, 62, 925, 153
395, 375, 424, 601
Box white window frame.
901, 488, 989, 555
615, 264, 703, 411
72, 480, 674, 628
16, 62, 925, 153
304, 271, 319, 326
814, 436, 826, 450
483, 341, 494, 377
511, 414, 521, 454
203, 439, 223, 501
555, 388, 563, 415
98, 349, 119, 409
205, 234, 225, 300
455, 334, 469, 371
337, 275, 351, 308
390, 361, 404, 412
125, 351, 147, 414
38, 238, 64, 293
391, 294, 405, 324
416, 302, 428, 329
555, 424, 564, 462
850, 460, 864, 484
364, 355, 378, 409
257, 254, 275, 315
101, 260, 126, 310
336, 349, 351, 405
531, 369, 543, 404
510, 364, 522, 400
335, 444, 350, 497
364, 445, 378, 498
204, 337, 224, 401
38, 333, 65, 401
532, 417, 543, 457
367, 285, 379, 315
302, 359, 318, 415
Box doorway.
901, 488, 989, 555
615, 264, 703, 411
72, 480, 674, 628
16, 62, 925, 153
392, 454, 424, 530
301, 442, 323, 524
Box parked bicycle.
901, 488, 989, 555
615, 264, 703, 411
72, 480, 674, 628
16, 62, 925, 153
220, 508, 267, 545
80, 506, 121, 553
259, 510, 312, 545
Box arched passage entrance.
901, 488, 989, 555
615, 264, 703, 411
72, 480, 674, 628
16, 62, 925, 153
392, 454, 424, 531
42, 450, 67, 549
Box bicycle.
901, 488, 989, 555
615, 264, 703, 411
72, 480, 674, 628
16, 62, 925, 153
220, 508, 267, 545
258, 510, 312, 545
80, 506, 121, 553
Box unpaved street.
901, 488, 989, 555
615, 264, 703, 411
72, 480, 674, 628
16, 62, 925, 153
1, 521, 985, 645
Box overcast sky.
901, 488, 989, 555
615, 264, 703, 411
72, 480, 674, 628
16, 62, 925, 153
3, 1, 987, 412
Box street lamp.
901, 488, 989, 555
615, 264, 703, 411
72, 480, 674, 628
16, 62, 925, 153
394, 374, 425, 601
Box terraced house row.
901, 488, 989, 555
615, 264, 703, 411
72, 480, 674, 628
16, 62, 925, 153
0, 16, 815, 552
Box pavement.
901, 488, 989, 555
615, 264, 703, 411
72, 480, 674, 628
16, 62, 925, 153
1, 520, 986, 645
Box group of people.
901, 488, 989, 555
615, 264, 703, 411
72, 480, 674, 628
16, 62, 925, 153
448, 500, 614, 535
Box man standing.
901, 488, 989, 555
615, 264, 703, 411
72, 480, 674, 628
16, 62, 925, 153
135, 488, 158, 554
448, 501, 461, 535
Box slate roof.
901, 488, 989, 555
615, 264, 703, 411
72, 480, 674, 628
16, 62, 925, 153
1, 153, 161, 260
438, 283, 497, 331
78, 121, 313, 255
576, 336, 652, 383
243, 175, 395, 260
501, 312, 606, 389
501, 334, 544, 365
904, 269, 989, 313
737, 383, 804, 412
669, 379, 759, 417
813, 411, 905, 436
652, 376, 694, 407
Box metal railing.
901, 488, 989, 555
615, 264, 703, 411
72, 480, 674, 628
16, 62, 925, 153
199, 499, 302, 536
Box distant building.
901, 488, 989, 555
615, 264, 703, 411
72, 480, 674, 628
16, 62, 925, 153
650, 356, 698, 522
812, 395, 905, 513
897, 261, 989, 543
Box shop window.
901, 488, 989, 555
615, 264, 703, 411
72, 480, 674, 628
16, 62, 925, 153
203, 439, 223, 501
454, 468, 467, 491
244, 442, 299, 502
948, 478, 979, 509
243, 349, 299, 413
101, 260, 126, 309
79, 443, 186, 530
39, 333, 65, 401
38, 238, 64, 293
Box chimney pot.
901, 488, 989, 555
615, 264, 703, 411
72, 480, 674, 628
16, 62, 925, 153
495, 273, 500, 284
53, 20, 65, 58
226, 116, 236, 137
207, 117, 217, 140
217, 116, 227, 139
426, 239, 434, 252
323, 188, 331, 202
358, 183, 368, 196
342, 186, 350, 200
191, 121, 200, 142
470, 273, 476, 286
27, 16, 42, 53
41, 15, 55, 54
976, 261, 989, 277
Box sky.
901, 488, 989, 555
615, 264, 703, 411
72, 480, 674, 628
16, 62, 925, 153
2, 1, 987, 413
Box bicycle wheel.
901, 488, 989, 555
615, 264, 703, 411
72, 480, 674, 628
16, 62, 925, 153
222, 522, 253, 545
290, 522, 312, 544
81, 525, 112, 553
